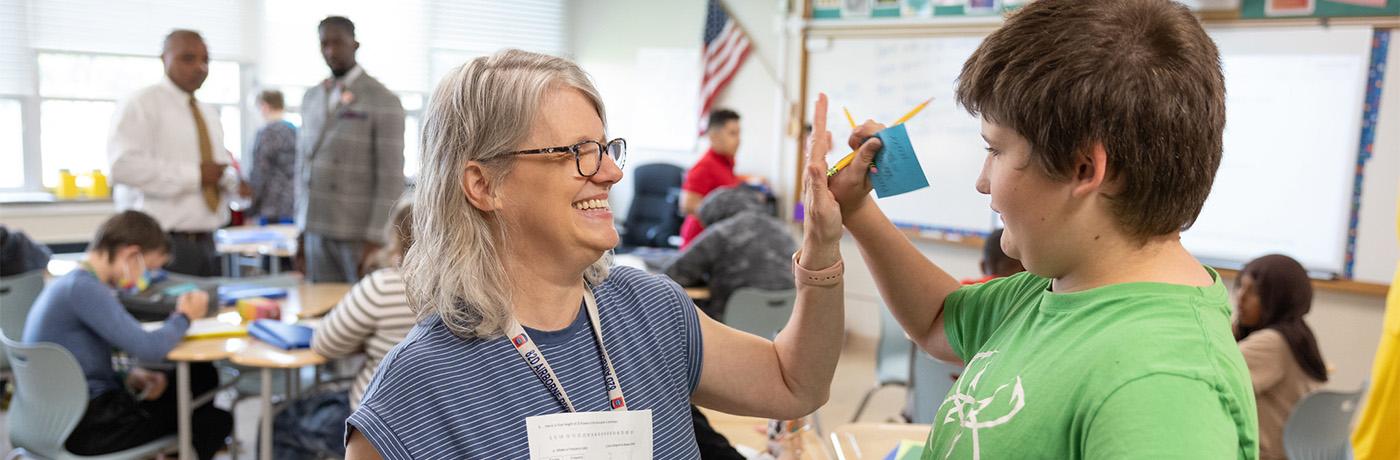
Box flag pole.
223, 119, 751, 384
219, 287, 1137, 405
715, 0, 787, 103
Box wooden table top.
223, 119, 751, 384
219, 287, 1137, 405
166, 336, 246, 362
284, 283, 354, 318
827, 423, 932, 459
228, 339, 327, 368
699, 407, 829, 459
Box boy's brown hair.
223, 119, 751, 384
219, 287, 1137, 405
90, 210, 172, 262
257, 89, 285, 110
955, 0, 1225, 237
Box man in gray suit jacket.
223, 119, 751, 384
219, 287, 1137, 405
295, 16, 405, 283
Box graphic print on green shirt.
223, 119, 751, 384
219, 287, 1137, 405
921, 268, 1259, 460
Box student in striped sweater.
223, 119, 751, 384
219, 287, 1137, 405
273, 198, 415, 460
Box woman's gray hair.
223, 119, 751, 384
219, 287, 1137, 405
405, 49, 612, 339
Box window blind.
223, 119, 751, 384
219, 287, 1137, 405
28, 0, 250, 60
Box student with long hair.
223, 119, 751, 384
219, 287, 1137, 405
1234, 254, 1328, 460
274, 198, 417, 460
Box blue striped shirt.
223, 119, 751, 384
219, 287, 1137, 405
349, 267, 705, 459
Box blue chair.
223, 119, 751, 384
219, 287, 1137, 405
850, 305, 912, 422
1282, 381, 1370, 460
908, 349, 964, 424
0, 269, 46, 376
722, 288, 797, 340
3, 336, 177, 460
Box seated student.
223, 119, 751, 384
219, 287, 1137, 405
664, 185, 798, 322
23, 210, 231, 460
1233, 254, 1327, 460
272, 198, 418, 460
665, 185, 797, 460
960, 228, 1024, 285
813, 0, 1257, 457
0, 225, 52, 277
345, 49, 845, 459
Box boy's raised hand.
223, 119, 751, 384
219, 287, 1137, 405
826, 121, 885, 219
799, 93, 843, 268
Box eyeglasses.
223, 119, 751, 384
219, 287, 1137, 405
505, 138, 627, 177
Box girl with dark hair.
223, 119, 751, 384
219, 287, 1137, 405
1233, 253, 1329, 460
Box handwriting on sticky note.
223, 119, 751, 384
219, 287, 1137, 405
871, 123, 929, 198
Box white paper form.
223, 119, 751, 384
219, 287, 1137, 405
525, 409, 653, 460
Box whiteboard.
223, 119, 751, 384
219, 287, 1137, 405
806, 36, 995, 237
1183, 26, 1373, 275
804, 25, 1379, 276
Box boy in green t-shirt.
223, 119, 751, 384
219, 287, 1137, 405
806, 0, 1257, 458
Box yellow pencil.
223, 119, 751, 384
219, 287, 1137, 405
828, 98, 933, 175
891, 97, 933, 126
844, 107, 857, 129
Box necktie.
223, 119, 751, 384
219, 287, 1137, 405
188, 96, 219, 212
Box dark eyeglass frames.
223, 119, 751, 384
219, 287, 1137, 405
505, 138, 627, 177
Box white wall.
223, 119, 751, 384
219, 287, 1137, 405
570, 0, 792, 219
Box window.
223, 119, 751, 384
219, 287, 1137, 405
4, 1, 566, 195
0, 100, 23, 189
221, 105, 241, 164
39, 100, 114, 188
33, 52, 242, 189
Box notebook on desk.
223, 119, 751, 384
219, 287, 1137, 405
248, 319, 313, 350
184, 318, 247, 339
140, 317, 246, 339
218, 284, 288, 305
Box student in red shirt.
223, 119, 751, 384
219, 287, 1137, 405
960, 228, 1025, 284
680, 109, 742, 247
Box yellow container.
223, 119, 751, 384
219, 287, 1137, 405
86, 169, 110, 198
55, 169, 79, 199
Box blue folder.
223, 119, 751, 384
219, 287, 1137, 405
248, 319, 313, 350
217, 284, 288, 305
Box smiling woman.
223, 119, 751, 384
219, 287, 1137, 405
343, 49, 848, 460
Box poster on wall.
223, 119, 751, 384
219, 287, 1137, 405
841, 0, 872, 18
1242, 0, 1398, 17
811, 0, 1025, 18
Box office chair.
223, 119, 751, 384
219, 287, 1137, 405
850, 305, 913, 422
722, 288, 797, 340
619, 163, 684, 250
3, 336, 177, 460
0, 269, 46, 378
1282, 380, 1370, 460
908, 349, 964, 424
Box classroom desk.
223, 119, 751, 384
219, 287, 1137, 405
168, 337, 242, 460
827, 423, 932, 459
283, 283, 354, 318
166, 282, 351, 460
230, 340, 327, 460
699, 407, 830, 459
612, 253, 711, 300
216, 224, 297, 276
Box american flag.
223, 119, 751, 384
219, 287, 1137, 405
699, 0, 750, 135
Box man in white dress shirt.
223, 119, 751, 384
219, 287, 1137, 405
108, 30, 242, 276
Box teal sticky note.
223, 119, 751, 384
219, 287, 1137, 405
871, 123, 929, 198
